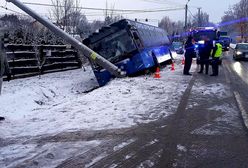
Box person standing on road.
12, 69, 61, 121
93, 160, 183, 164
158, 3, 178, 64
198, 36, 213, 75
183, 36, 196, 76
0, 31, 11, 95
0, 30, 11, 121
210, 42, 222, 76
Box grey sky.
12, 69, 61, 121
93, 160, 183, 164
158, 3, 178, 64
1, 0, 240, 25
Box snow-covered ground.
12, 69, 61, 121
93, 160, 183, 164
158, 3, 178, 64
0, 58, 195, 139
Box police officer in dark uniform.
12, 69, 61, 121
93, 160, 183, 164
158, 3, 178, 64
183, 35, 195, 75
198, 36, 213, 75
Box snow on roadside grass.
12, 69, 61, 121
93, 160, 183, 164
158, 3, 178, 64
0, 62, 195, 138
0, 67, 98, 120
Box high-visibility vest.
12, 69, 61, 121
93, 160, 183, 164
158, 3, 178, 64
214, 43, 222, 58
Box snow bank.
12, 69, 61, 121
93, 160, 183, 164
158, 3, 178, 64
0, 62, 195, 138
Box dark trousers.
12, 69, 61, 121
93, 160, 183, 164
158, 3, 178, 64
183, 56, 192, 74
199, 59, 209, 74
0, 77, 2, 95
211, 58, 219, 75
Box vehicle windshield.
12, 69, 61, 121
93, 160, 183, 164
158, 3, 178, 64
91, 30, 136, 63
172, 42, 183, 49
193, 30, 217, 42
236, 44, 248, 50
220, 37, 230, 42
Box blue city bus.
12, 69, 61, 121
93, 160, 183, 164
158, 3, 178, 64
83, 19, 172, 86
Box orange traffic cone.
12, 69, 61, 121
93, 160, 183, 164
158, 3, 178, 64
171, 62, 175, 71
154, 67, 161, 79
182, 57, 185, 65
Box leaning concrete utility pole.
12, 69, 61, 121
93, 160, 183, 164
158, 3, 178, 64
6, 0, 124, 78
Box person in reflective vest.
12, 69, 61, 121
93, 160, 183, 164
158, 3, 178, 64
210, 42, 222, 76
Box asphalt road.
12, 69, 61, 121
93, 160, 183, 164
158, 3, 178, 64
3, 52, 248, 168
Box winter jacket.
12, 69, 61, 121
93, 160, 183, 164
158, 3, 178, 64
199, 40, 213, 60
0, 28, 10, 78
185, 41, 196, 58
0, 48, 10, 78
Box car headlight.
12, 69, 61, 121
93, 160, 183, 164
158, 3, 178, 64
236, 51, 242, 55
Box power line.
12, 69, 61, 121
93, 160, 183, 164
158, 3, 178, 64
0, 5, 24, 15
140, 0, 199, 8
21, 2, 184, 13
140, 0, 184, 7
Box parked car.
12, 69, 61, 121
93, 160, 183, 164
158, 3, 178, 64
172, 41, 184, 55
219, 36, 231, 51
233, 43, 248, 60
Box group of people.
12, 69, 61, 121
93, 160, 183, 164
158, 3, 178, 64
183, 35, 222, 76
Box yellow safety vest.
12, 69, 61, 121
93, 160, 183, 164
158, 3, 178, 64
214, 43, 222, 58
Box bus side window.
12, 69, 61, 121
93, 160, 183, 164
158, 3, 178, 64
132, 31, 143, 48
133, 32, 139, 40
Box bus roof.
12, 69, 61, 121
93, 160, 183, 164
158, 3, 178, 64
84, 19, 167, 45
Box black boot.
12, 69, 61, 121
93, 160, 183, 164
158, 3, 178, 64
0, 117, 5, 121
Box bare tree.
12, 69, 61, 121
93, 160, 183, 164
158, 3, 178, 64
103, 1, 123, 26
233, 0, 248, 41
159, 16, 174, 35
50, 0, 63, 27
220, 8, 236, 34
50, 0, 82, 33
189, 11, 210, 27
221, 0, 248, 42
75, 14, 91, 38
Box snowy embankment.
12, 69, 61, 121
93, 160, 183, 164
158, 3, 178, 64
0, 58, 195, 139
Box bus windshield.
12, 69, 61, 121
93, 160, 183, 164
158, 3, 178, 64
91, 30, 137, 63
193, 30, 217, 41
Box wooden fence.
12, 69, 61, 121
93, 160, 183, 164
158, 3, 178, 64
3, 44, 82, 79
